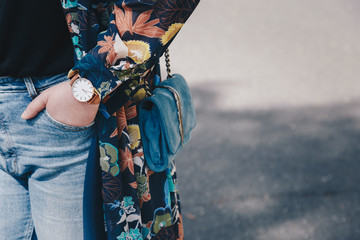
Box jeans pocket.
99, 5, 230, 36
43, 110, 95, 132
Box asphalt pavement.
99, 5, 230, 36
168, 1, 360, 239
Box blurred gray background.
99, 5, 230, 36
168, 0, 360, 239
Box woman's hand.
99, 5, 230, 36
21, 81, 99, 127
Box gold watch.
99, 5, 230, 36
69, 76, 100, 104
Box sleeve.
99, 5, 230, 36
68, 0, 201, 101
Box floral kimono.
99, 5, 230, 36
60, 0, 200, 239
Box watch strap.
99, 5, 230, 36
87, 89, 101, 104
69, 73, 80, 86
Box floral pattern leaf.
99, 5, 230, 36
111, 2, 165, 38
119, 146, 134, 174
153, 0, 199, 29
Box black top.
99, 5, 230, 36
0, 0, 74, 77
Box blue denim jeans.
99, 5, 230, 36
0, 73, 95, 240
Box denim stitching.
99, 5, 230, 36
0, 89, 28, 93
0, 113, 18, 174
26, 218, 34, 240
23, 78, 33, 97
44, 111, 95, 132
24, 78, 38, 99
24, 78, 35, 99
28, 77, 39, 98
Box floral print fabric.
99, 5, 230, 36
60, 0, 199, 239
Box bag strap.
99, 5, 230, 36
144, 48, 173, 96
164, 49, 173, 79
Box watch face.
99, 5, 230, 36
71, 78, 94, 102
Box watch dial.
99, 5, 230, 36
72, 78, 94, 102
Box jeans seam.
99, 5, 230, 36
44, 110, 95, 132
24, 78, 38, 100
29, 77, 39, 98
23, 78, 32, 98
26, 218, 34, 240
0, 89, 28, 93
0, 113, 18, 174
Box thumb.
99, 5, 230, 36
21, 93, 49, 119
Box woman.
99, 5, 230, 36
0, 0, 200, 239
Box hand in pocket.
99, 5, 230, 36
21, 81, 99, 127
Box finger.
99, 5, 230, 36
21, 93, 49, 119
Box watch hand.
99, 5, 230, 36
81, 90, 92, 99
82, 89, 93, 94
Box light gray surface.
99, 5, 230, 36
169, 1, 360, 239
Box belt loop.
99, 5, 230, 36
23, 77, 39, 100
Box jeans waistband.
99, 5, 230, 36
0, 72, 68, 92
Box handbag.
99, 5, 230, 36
138, 49, 196, 172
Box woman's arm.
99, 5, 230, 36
21, 0, 200, 125
69, 0, 201, 100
